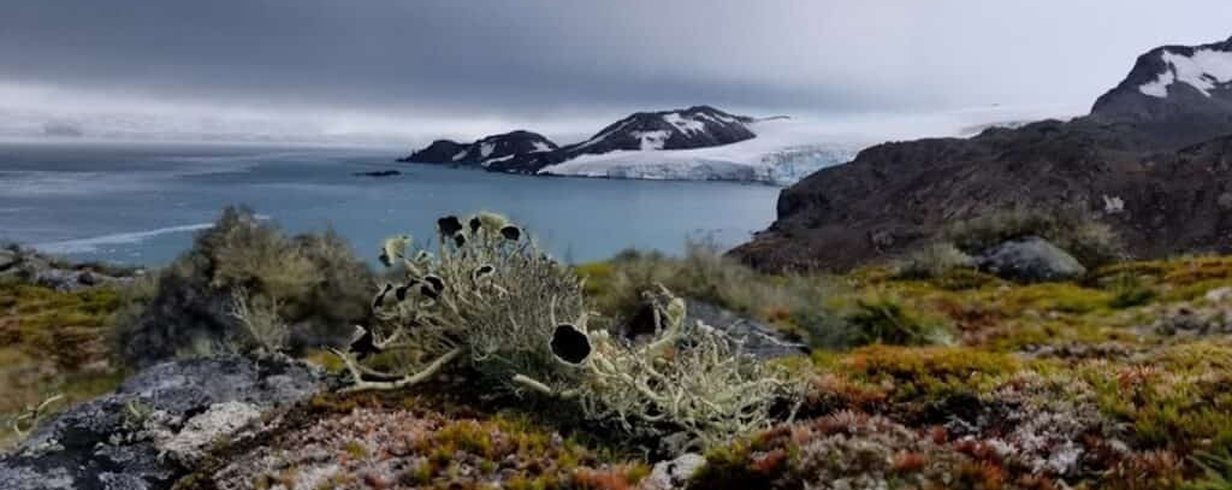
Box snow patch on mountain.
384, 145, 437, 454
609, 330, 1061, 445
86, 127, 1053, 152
662, 113, 706, 136
633, 130, 671, 150
1139, 49, 1232, 98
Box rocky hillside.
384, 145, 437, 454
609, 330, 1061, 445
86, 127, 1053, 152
733, 36, 1232, 272
398, 130, 561, 173
558, 105, 755, 158
400, 106, 756, 175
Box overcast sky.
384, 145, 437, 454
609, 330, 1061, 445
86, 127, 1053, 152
1, 0, 1230, 144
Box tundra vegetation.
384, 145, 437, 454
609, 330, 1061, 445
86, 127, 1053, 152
5, 207, 1232, 489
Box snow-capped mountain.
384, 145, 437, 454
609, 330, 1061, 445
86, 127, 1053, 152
399, 130, 560, 173
559, 105, 755, 157
1092, 35, 1232, 122
400, 104, 1082, 185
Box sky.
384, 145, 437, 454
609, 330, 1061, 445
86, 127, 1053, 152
1, 0, 1230, 145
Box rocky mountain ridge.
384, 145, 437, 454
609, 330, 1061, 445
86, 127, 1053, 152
732, 35, 1232, 272
400, 105, 756, 174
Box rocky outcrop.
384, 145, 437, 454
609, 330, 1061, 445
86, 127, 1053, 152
399, 130, 561, 173
0, 356, 325, 490
401, 106, 757, 175
0, 245, 140, 292
975, 237, 1087, 283
732, 36, 1232, 272
351, 169, 401, 178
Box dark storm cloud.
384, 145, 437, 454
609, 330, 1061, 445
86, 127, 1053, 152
1, 0, 1230, 130
0, 0, 881, 117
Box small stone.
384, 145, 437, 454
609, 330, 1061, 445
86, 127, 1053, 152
645, 453, 706, 490
1205, 286, 1232, 303
156, 402, 262, 466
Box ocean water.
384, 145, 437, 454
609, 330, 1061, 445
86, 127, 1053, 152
0, 141, 781, 266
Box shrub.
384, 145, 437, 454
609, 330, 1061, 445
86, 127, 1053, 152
840, 297, 953, 347
947, 208, 1126, 268
580, 242, 845, 343
892, 242, 974, 280
115, 207, 374, 366
335, 213, 800, 450
1107, 272, 1156, 309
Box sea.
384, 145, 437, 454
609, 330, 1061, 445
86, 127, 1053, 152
0, 141, 781, 266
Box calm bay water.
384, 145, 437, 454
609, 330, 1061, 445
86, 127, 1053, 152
0, 141, 780, 266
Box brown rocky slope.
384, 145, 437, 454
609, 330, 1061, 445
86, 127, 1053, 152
732, 36, 1232, 272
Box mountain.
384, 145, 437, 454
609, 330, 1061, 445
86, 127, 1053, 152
557, 105, 755, 157
398, 130, 561, 173
731, 36, 1232, 272
1091, 36, 1232, 123
401, 106, 769, 179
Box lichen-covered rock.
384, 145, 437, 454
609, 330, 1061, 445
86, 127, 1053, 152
0, 356, 324, 490
976, 236, 1087, 283
0, 244, 138, 292
154, 401, 263, 467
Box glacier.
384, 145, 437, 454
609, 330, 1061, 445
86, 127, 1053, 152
536, 106, 1081, 186
538, 119, 864, 185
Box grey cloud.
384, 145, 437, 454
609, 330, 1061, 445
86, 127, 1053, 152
1, 0, 1230, 131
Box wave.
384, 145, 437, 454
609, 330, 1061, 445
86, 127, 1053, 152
34, 214, 273, 254
34, 222, 216, 254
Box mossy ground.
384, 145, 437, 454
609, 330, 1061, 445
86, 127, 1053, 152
0, 279, 127, 450
582, 253, 1232, 489
10, 248, 1232, 488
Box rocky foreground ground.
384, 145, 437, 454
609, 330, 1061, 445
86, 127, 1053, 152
4, 228, 1232, 488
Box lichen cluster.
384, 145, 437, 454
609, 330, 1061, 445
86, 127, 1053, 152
333, 213, 797, 449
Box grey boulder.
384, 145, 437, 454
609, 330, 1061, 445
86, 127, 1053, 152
0, 355, 325, 490
976, 236, 1087, 282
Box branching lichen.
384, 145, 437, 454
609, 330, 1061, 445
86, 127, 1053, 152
335, 212, 800, 449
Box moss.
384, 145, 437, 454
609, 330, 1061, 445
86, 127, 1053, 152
0, 280, 129, 449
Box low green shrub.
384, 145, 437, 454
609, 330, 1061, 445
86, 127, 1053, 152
114, 207, 374, 366
841, 297, 953, 347
580, 242, 846, 343
892, 242, 974, 280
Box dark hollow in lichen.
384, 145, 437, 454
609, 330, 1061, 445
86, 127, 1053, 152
437, 216, 464, 237
550, 324, 591, 364
472, 264, 495, 282
500, 225, 523, 241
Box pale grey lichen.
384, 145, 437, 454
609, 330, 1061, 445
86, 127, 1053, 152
334, 212, 801, 448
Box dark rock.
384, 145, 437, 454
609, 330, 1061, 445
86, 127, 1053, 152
0, 356, 325, 490
400, 130, 561, 173
351, 169, 401, 177
975, 237, 1086, 283
732, 36, 1232, 272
